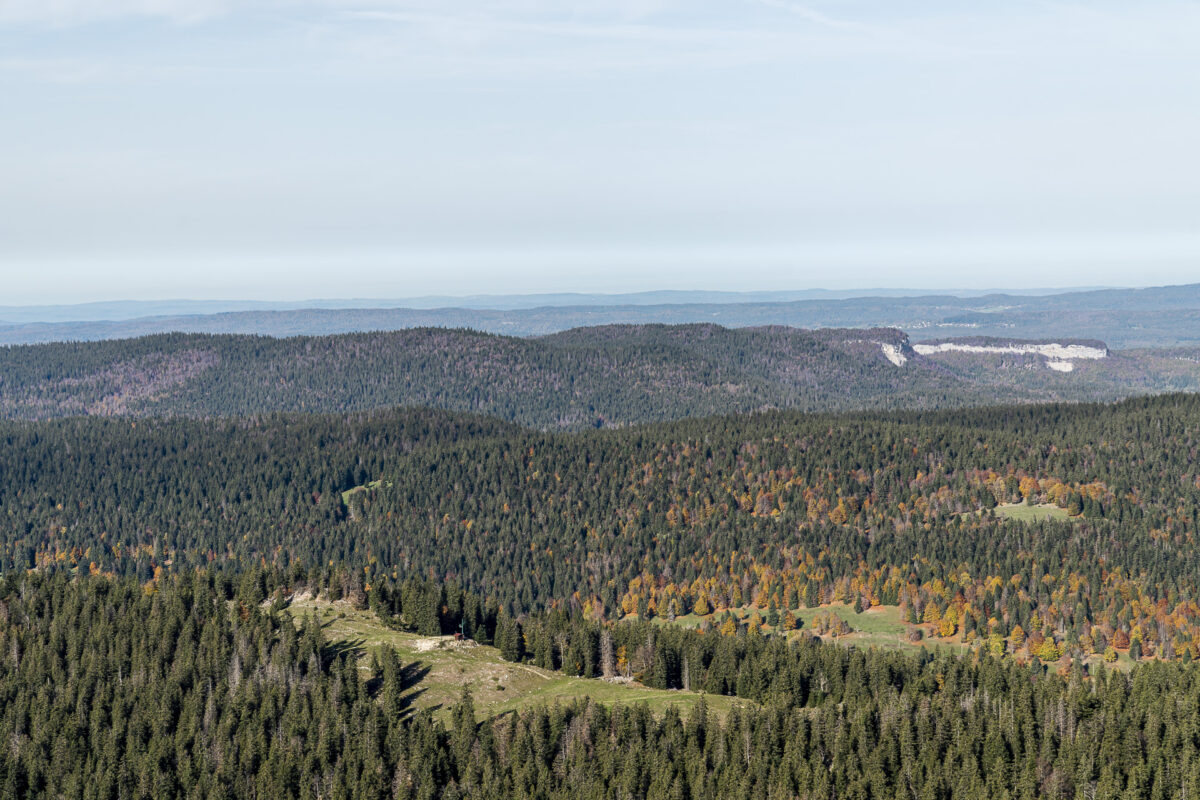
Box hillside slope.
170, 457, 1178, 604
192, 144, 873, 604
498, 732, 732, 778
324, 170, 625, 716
4, 325, 1200, 427
285, 595, 747, 722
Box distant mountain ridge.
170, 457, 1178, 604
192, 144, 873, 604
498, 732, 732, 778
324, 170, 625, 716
0, 285, 1107, 324
3, 324, 1199, 429
1, 283, 1197, 348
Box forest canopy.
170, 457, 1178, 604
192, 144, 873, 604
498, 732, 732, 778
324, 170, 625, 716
3, 326, 1199, 428
3, 393, 1200, 665
4, 379, 1200, 798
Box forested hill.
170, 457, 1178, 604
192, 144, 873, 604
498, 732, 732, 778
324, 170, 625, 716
6, 393, 1200, 667
4, 324, 1200, 428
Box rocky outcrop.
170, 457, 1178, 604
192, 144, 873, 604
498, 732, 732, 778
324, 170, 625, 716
912, 341, 1107, 371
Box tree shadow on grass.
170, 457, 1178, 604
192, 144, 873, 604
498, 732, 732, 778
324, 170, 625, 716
396, 661, 434, 719
322, 637, 367, 667
399, 660, 431, 692
319, 635, 440, 720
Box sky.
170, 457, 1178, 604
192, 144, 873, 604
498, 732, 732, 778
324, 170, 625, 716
2, 0, 1199, 303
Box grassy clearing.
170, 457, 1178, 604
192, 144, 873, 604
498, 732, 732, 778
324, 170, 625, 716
661, 603, 1137, 671
994, 503, 1072, 523
286, 598, 1135, 723
340, 480, 386, 504
662, 603, 910, 639
285, 597, 749, 723
658, 603, 965, 654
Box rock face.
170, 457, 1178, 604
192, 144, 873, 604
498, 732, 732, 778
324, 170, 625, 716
912, 341, 1107, 372
879, 343, 907, 366
911, 342, 1108, 360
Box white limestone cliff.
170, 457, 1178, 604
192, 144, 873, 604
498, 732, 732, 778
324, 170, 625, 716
911, 341, 1106, 372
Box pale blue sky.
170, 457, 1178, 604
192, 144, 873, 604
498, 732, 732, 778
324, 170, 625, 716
2, 1, 1199, 303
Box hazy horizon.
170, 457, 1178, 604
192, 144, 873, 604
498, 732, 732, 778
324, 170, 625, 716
0, 283, 1144, 316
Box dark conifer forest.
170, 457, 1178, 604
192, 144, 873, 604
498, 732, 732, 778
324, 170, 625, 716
4, 326, 1200, 427
7, 569, 1200, 799
4, 327, 1200, 798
